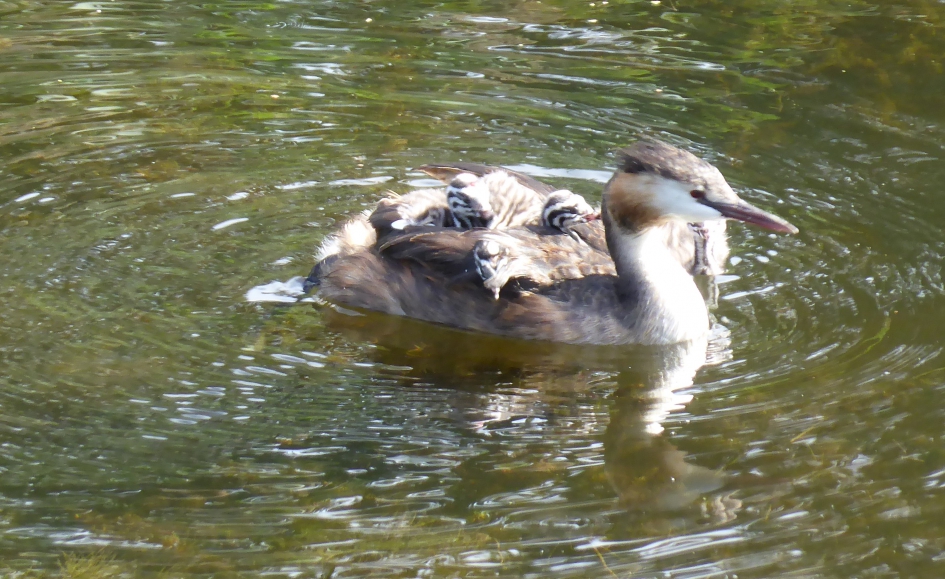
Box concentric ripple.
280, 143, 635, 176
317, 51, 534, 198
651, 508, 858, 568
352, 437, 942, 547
2, 0, 945, 577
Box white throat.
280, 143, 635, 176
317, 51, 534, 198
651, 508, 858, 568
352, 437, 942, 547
612, 225, 710, 344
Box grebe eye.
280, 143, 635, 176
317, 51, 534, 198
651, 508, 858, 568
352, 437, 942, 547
690, 190, 705, 199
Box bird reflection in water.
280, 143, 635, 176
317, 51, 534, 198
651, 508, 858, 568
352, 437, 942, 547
318, 307, 742, 524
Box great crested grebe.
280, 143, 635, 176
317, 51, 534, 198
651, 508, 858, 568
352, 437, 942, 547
307, 141, 796, 345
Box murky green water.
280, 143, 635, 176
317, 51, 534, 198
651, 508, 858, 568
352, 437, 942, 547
2, 0, 945, 577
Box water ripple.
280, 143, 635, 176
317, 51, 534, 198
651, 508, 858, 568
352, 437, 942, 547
2, 0, 945, 577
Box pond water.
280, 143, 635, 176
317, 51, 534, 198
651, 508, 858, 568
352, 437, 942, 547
2, 0, 945, 577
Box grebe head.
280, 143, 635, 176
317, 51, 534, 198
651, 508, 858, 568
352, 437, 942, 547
446, 173, 495, 229
604, 140, 798, 235
542, 190, 600, 231
473, 239, 511, 300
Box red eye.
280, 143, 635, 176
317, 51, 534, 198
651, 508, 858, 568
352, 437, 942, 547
690, 190, 705, 199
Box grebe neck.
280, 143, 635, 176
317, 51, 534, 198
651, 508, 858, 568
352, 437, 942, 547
607, 223, 710, 344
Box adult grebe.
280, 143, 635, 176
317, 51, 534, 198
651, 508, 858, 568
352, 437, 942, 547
307, 141, 796, 345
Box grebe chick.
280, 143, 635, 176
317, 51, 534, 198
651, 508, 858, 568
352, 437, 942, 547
473, 239, 510, 300
368, 188, 454, 244
688, 220, 729, 276
445, 173, 495, 229
445, 170, 545, 230
541, 189, 600, 241
447, 173, 600, 241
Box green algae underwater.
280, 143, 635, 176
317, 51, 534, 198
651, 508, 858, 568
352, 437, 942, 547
2, 0, 945, 577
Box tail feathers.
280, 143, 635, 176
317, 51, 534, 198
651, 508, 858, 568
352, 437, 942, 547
310, 212, 375, 293
315, 211, 375, 262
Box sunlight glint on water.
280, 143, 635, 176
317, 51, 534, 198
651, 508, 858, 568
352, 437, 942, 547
1, 0, 945, 577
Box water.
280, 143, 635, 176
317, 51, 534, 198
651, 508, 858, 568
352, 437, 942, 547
2, 0, 945, 576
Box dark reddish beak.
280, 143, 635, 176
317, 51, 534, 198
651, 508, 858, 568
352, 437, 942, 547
699, 199, 797, 234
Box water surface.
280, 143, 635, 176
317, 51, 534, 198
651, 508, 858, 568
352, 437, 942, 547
2, 0, 945, 577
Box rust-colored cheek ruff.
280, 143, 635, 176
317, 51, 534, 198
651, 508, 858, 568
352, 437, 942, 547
604, 173, 666, 232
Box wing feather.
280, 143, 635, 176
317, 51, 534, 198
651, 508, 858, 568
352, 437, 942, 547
417, 162, 557, 196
